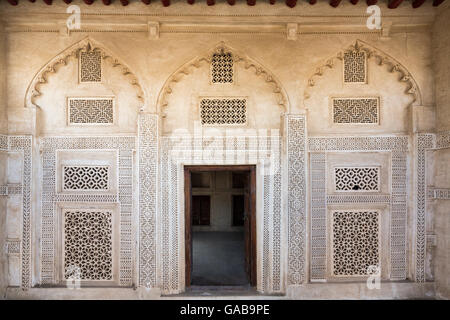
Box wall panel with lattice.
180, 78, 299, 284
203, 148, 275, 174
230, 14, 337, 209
332, 98, 379, 124
343, 50, 366, 83
63, 210, 114, 282
331, 210, 380, 276
200, 98, 246, 125
211, 51, 233, 83
334, 167, 380, 192
79, 51, 102, 82
68, 98, 114, 125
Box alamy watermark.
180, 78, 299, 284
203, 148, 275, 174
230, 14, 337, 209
366, 265, 381, 290
66, 5, 81, 31
66, 265, 81, 289
366, 5, 382, 30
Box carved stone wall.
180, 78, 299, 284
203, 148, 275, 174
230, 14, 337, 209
308, 136, 408, 281
158, 127, 284, 294
138, 114, 158, 288
0, 135, 32, 289
41, 137, 135, 286
287, 115, 307, 285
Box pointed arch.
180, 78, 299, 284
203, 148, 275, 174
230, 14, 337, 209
24, 37, 145, 109
156, 42, 289, 115
304, 39, 423, 106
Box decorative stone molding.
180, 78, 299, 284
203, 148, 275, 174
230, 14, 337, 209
287, 115, 307, 285
138, 114, 158, 288
24, 37, 145, 109
6, 239, 21, 256
308, 136, 408, 281
427, 188, 450, 200
327, 194, 390, 204
7, 136, 33, 289
304, 40, 422, 106
0, 184, 23, 196
0, 134, 7, 151
415, 133, 434, 283
157, 42, 289, 114
435, 131, 450, 149
159, 131, 283, 294
40, 136, 136, 287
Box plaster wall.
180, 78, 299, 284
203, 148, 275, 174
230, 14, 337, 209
432, 5, 450, 300
0, 21, 7, 299
0, 1, 447, 299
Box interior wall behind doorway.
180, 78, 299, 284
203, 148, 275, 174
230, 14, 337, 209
192, 171, 245, 232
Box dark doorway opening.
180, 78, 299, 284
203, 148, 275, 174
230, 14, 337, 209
184, 165, 256, 287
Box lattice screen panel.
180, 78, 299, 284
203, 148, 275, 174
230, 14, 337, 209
80, 51, 102, 82
332, 211, 379, 276
63, 210, 113, 281
335, 167, 379, 191
200, 98, 246, 125
343, 50, 366, 83
333, 98, 378, 124
211, 51, 233, 83
63, 166, 109, 191
68, 98, 113, 124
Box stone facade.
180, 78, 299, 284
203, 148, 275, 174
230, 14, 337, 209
0, 1, 449, 299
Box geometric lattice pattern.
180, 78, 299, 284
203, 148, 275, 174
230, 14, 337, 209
332, 211, 379, 276
335, 167, 379, 191
200, 98, 246, 125
41, 136, 135, 287
68, 98, 113, 124
80, 51, 102, 82
343, 50, 366, 83
64, 210, 113, 281
333, 98, 378, 124
138, 114, 158, 288
211, 51, 233, 83
63, 166, 109, 191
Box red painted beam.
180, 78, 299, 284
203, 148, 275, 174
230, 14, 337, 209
270, 0, 276, 4
161, 0, 170, 6
120, 0, 129, 5
329, 0, 342, 7
433, 0, 445, 6
366, 0, 377, 5
43, 0, 52, 5
309, 0, 317, 4
247, 0, 256, 5
412, 0, 426, 8
28, 0, 36, 2
187, 0, 195, 4
7, 0, 18, 5
226, 0, 235, 4
285, 0, 296, 8
141, 0, 151, 4
83, 0, 94, 5
350, 0, 359, 4
388, 0, 403, 8
207, 0, 215, 5
63, 0, 72, 4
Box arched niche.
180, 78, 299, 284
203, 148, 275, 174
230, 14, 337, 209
156, 42, 289, 135
303, 40, 423, 135
24, 37, 145, 135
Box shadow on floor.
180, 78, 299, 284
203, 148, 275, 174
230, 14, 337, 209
192, 231, 248, 286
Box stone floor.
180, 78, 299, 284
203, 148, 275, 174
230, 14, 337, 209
191, 231, 248, 286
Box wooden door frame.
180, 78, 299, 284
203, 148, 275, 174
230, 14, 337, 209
184, 165, 257, 287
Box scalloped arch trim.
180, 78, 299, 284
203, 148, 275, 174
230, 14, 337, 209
157, 42, 289, 114
304, 40, 423, 106
24, 37, 145, 109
